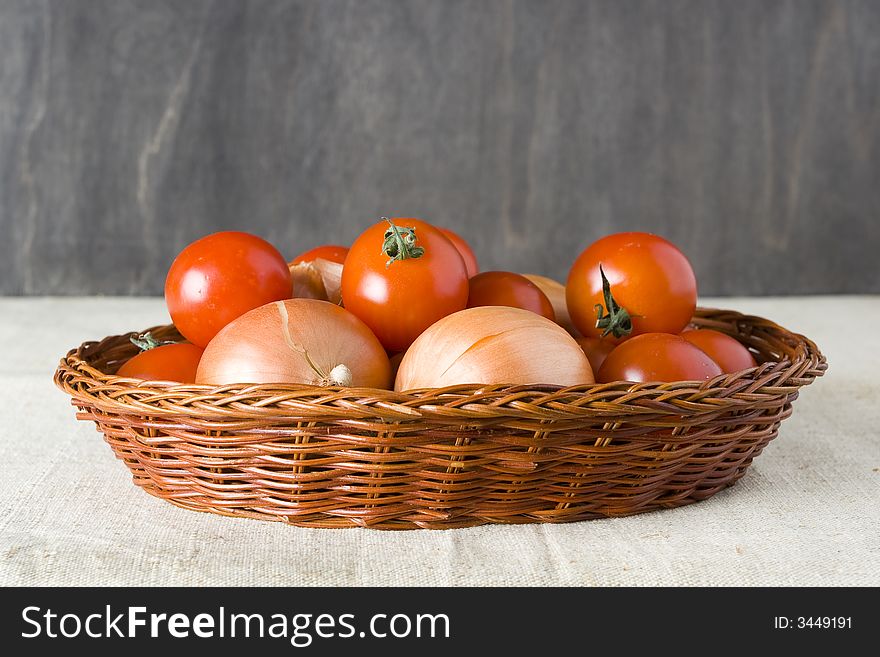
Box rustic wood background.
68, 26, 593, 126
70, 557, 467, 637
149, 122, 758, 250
1, 0, 877, 296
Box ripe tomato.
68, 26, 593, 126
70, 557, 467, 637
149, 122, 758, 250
341, 218, 469, 352
467, 271, 555, 320
116, 340, 204, 383
575, 336, 615, 376
291, 244, 349, 265
596, 333, 722, 383
165, 231, 292, 348
439, 228, 479, 278
681, 328, 757, 373
566, 232, 697, 340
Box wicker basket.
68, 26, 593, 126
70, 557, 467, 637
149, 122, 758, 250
54, 308, 826, 530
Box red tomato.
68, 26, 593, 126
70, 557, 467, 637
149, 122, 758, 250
681, 328, 757, 373
117, 342, 204, 383
439, 228, 479, 278
165, 231, 292, 348
596, 333, 722, 383
575, 337, 615, 376
467, 271, 555, 320
291, 244, 349, 265
341, 218, 469, 352
566, 232, 697, 341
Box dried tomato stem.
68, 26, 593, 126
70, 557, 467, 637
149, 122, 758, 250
130, 332, 175, 351
594, 265, 635, 338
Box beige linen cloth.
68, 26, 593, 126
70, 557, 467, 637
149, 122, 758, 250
1, 296, 877, 586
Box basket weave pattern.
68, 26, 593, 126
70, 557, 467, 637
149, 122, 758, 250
54, 308, 826, 530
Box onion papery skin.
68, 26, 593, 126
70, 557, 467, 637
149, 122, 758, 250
523, 274, 580, 336
196, 298, 391, 388
395, 306, 594, 391
289, 258, 343, 305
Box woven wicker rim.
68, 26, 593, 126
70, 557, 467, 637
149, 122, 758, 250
56, 308, 825, 418
54, 308, 827, 529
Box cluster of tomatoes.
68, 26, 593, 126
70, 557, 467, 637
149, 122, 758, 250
117, 218, 757, 390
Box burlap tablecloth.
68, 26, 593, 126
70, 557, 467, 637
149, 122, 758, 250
1, 297, 876, 586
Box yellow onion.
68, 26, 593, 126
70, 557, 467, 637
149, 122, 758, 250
289, 258, 343, 305
388, 351, 405, 382
196, 298, 390, 387
523, 274, 580, 336
395, 306, 594, 391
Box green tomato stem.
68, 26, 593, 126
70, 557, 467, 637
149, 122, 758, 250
130, 332, 176, 351
594, 265, 635, 338
381, 217, 425, 267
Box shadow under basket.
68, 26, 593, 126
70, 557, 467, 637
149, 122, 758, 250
54, 308, 826, 530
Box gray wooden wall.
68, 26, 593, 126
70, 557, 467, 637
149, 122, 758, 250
1, 0, 878, 296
